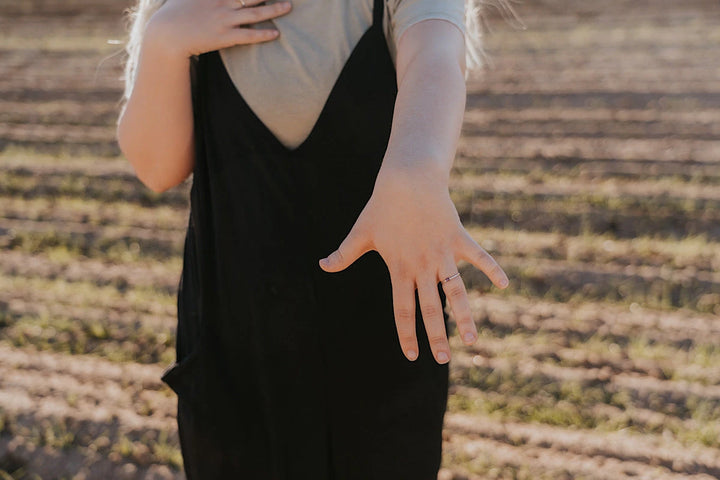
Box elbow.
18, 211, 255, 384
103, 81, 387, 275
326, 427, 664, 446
136, 165, 181, 194
116, 124, 180, 194
139, 172, 174, 194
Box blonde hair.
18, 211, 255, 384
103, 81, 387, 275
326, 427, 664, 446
464, 0, 524, 77
120, 0, 521, 105
121, 0, 165, 108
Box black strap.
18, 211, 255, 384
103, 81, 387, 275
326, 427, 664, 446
373, 0, 384, 26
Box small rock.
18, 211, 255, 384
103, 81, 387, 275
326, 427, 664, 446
119, 462, 138, 479
147, 464, 175, 480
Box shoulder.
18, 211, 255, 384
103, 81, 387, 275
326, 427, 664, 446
385, 0, 466, 41
383, 0, 466, 62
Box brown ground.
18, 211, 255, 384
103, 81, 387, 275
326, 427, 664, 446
1, 0, 719, 478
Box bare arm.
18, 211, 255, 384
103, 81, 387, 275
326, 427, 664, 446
380, 18, 466, 182
116, 0, 292, 193
319, 19, 508, 364
117, 34, 196, 193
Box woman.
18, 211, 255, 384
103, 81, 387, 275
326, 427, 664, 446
116, 0, 509, 477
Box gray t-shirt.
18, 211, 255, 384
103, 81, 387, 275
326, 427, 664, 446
219, 0, 466, 149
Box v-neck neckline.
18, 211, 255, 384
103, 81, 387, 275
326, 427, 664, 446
212, 9, 388, 155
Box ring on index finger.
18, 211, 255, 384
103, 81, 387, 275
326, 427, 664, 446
441, 272, 461, 284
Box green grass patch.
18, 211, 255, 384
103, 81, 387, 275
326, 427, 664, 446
1, 310, 175, 365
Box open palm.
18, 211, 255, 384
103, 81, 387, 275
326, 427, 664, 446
319, 167, 509, 364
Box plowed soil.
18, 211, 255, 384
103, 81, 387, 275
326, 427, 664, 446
1, 0, 719, 478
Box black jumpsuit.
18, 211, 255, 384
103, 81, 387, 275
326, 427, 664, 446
160, 0, 450, 477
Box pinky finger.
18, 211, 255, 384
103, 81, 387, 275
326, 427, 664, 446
457, 230, 509, 289
227, 27, 280, 46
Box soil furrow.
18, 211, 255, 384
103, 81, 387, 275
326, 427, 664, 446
6, 165, 720, 207
0, 0, 129, 16
0, 344, 165, 390
0, 274, 176, 321
464, 92, 720, 111
0, 249, 179, 291
3, 216, 716, 313
1, 307, 176, 365
0, 193, 188, 230
451, 332, 720, 386
1, 217, 185, 261
458, 135, 720, 164
0, 137, 122, 156
461, 120, 720, 141
1, 289, 176, 333
464, 226, 720, 273
442, 431, 717, 480
452, 156, 720, 184
465, 291, 720, 348
443, 412, 720, 478
0, 395, 182, 475
0, 370, 175, 425
456, 197, 720, 241
460, 256, 719, 312
450, 173, 720, 202
0, 169, 189, 206
0, 122, 118, 143
447, 380, 713, 450
0, 436, 183, 480
0, 87, 122, 103
0, 100, 121, 126
464, 108, 720, 124
451, 351, 720, 414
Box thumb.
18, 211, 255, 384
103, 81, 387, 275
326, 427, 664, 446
319, 222, 371, 273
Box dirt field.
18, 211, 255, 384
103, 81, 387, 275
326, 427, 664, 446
1, 0, 719, 478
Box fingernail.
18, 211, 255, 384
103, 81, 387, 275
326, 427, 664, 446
407, 350, 417, 361
499, 277, 509, 288
319, 258, 328, 267
437, 351, 449, 363
464, 332, 476, 343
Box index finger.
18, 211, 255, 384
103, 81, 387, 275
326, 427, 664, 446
457, 230, 509, 289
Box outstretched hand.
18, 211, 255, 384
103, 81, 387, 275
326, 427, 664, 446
318, 166, 509, 364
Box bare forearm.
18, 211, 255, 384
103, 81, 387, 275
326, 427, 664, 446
116, 1, 291, 193
380, 20, 466, 185
117, 28, 195, 193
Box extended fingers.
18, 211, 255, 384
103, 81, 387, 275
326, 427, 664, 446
319, 217, 372, 272
389, 268, 419, 361
439, 259, 477, 346
219, 0, 290, 45
417, 277, 450, 364
231, 0, 291, 25
457, 230, 509, 289
229, 0, 264, 8
228, 0, 262, 8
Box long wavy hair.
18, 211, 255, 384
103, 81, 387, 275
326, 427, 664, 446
120, 0, 522, 106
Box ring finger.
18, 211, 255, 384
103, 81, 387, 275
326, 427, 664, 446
416, 276, 450, 364
231, 1, 292, 24
438, 259, 477, 346
230, 0, 266, 8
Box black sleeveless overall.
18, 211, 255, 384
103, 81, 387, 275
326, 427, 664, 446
160, 0, 450, 477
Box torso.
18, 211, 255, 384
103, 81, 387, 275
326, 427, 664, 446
216, 0, 465, 149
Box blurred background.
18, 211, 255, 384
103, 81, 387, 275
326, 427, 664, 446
1, 0, 719, 478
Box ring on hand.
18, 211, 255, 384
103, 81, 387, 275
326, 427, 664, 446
441, 272, 461, 283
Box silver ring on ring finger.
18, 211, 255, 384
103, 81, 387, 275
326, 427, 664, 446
441, 272, 461, 284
